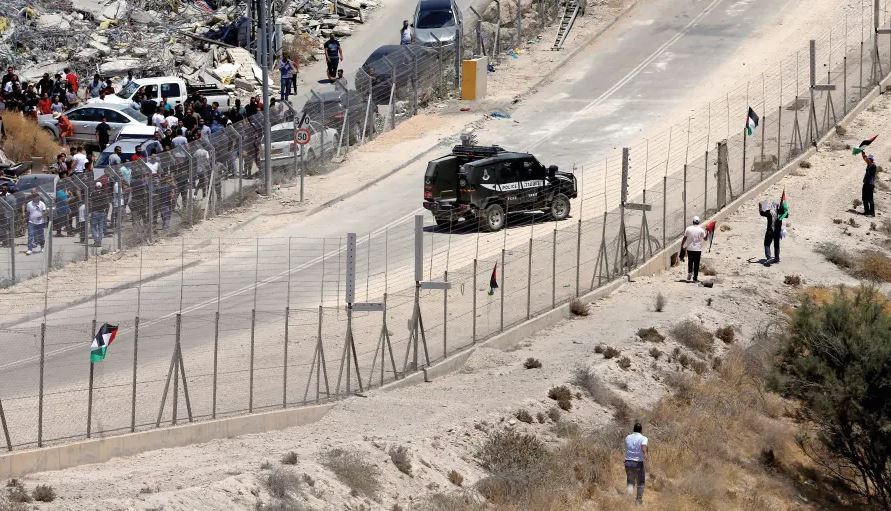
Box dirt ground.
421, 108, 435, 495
12, 74, 891, 511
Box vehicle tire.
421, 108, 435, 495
547, 193, 571, 221
480, 203, 505, 232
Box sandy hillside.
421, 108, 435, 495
8, 74, 891, 511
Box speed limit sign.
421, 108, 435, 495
294, 127, 311, 145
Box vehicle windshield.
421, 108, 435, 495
123, 107, 148, 123
416, 10, 454, 28
117, 81, 140, 99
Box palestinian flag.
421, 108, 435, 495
705, 220, 717, 252
778, 189, 789, 221
853, 135, 878, 155
90, 323, 119, 363
488, 263, 498, 296
745, 107, 759, 136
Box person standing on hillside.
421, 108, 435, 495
861, 152, 877, 217
323, 34, 343, 82
623, 422, 648, 506
279, 54, 296, 101
679, 216, 708, 282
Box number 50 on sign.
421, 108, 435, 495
295, 128, 311, 145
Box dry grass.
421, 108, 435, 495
264, 468, 300, 499
447, 470, 464, 487
853, 250, 891, 282
715, 325, 735, 344
603, 346, 621, 359
784, 274, 802, 286
31, 485, 55, 503
617, 356, 632, 370
670, 320, 715, 354
569, 297, 590, 316
655, 292, 667, 312
389, 445, 413, 476
815, 242, 854, 269
4, 480, 29, 504
0, 113, 61, 164
280, 451, 298, 465
514, 409, 533, 424
571, 366, 622, 408
547, 407, 561, 423
649, 347, 663, 359
523, 357, 542, 369
637, 327, 665, 343
535, 411, 547, 423
321, 448, 381, 500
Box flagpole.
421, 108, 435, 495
87, 320, 96, 439
743, 81, 749, 193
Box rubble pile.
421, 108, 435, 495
0, 0, 377, 94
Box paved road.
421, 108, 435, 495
1, 0, 818, 444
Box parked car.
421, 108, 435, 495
112, 124, 158, 143
264, 121, 338, 169
102, 76, 232, 109
423, 145, 578, 231
412, 0, 462, 46
355, 44, 440, 106
95, 139, 146, 178
38, 103, 148, 149
302, 89, 373, 143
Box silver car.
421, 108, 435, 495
412, 0, 463, 46
38, 103, 148, 149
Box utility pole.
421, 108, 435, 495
259, 0, 272, 196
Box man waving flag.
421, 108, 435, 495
746, 107, 760, 136
852, 135, 878, 155
90, 323, 119, 363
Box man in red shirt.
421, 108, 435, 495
63, 67, 79, 94
37, 93, 52, 114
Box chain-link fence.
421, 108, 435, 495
0, 2, 889, 451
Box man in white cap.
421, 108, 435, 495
861, 152, 877, 217
680, 215, 708, 282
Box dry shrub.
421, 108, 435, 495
321, 448, 381, 499
478, 430, 547, 475
280, 451, 298, 465
535, 411, 546, 424
4, 480, 29, 504
617, 356, 632, 370
260, 460, 272, 470
678, 352, 690, 368
853, 250, 891, 282
849, 217, 861, 228
784, 274, 802, 286
554, 419, 580, 438
815, 242, 854, 269
569, 297, 590, 316
264, 468, 300, 499
421, 491, 485, 510
689, 358, 708, 375
558, 399, 572, 411
0, 114, 61, 164
31, 485, 55, 503
655, 292, 667, 312
447, 470, 464, 487
799, 160, 812, 168
649, 347, 663, 359
547, 385, 572, 403
603, 346, 621, 359
853, 198, 863, 209
594, 343, 605, 354
670, 320, 714, 354
523, 357, 542, 369
514, 409, 533, 424
389, 445, 412, 476
571, 366, 621, 408
715, 325, 735, 344
547, 407, 561, 422
637, 327, 665, 343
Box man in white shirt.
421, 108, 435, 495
680, 215, 708, 283
23, 191, 47, 255
623, 422, 648, 506
71, 147, 87, 174
151, 111, 166, 130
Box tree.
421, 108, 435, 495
773, 286, 891, 509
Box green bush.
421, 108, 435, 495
772, 286, 891, 507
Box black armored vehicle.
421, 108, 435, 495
423, 145, 577, 231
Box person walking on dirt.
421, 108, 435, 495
323, 34, 343, 82
680, 215, 708, 282
759, 201, 783, 264
624, 422, 648, 506
862, 152, 877, 217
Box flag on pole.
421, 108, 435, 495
488, 263, 498, 296
90, 323, 119, 363
778, 189, 789, 221
745, 107, 760, 136
852, 135, 878, 155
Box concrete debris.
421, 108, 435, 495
1, 0, 379, 97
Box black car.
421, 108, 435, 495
355, 44, 438, 106
302, 89, 372, 143
423, 145, 578, 231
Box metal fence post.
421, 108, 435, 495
131, 316, 139, 433
44, 187, 54, 274
411, 51, 419, 115
551, 228, 556, 309
662, 176, 667, 247
86, 319, 96, 438
500, 248, 505, 332
83, 178, 91, 260
526, 237, 532, 319
443, 270, 448, 356
704, 151, 709, 216
212, 310, 219, 419
38, 323, 45, 447
575, 219, 581, 297
283, 306, 290, 408
682, 164, 687, 227
6, 201, 14, 283
249, 307, 256, 413
472, 258, 477, 343
433, 34, 444, 93
146, 165, 154, 243
777, 105, 783, 167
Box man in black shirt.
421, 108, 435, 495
96, 117, 112, 149
37, 73, 53, 96
862, 152, 878, 217
323, 34, 342, 81
1, 67, 14, 91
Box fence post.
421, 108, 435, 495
146, 164, 154, 243
844, 54, 848, 115
551, 228, 556, 309
130, 316, 139, 433
38, 323, 45, 447
526, 237, 532, 319
455, 27, 463, 89
283, 306, 289, 408
212, 310, 219, 419
443, 270, 448, 357
172, 314, 181, 426
249, 308, 256, 413
515, 0, 522, 48
777, 105, 783, 168
0, 398, 10, 451
662, 176, 667, 248
742, 127, 747, 192
575, 219, 581, 297
682, 164, 687, 227
500, 248, 505, 332
7, 201, 14, 283
434, 34, 444, 93
83, 178, 91, 260
704, 151, 709, 216
86, 318, 96, 438
472, 258, 477, 343
44, 188, 54, 274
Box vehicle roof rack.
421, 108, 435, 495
451, 145, 505, 158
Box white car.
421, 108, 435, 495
38, 103, 148, 149
267, 121, 338, 168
